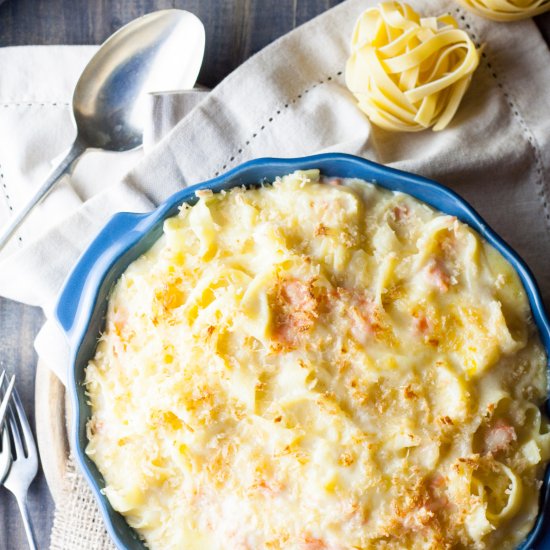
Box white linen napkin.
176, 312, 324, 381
0, 0, 550, 391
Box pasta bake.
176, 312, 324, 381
85, 170, 550, 549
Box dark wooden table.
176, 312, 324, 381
0, 1, 549, 548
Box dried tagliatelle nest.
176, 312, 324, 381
345, 1, 480, 132
455, 0, 550, 21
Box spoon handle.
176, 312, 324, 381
0, 139, 86, 253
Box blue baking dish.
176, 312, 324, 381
55, 153, 550, 549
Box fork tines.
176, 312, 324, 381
0, 370, 39, 549
0, 370, 15, 429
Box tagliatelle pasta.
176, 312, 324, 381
345, 1, 480, 131
85, 171, 550, 550
455, 0, 550, 21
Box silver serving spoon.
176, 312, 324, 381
0, 9, 205, 252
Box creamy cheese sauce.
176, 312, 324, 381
86, 170, 550, 549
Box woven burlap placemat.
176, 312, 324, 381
49, 456, 115, 550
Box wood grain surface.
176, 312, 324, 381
35, 362, 69, 506
0, 297, 51, 548
0, 1, 548, 85
0, 0, 343, 89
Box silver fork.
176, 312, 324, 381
2, 378, 38, 550
0, 370, 15, 484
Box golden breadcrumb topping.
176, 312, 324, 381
86, 170, 549, 550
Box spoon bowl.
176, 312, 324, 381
0, 9, 205, 251
74, 10, 205, 151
